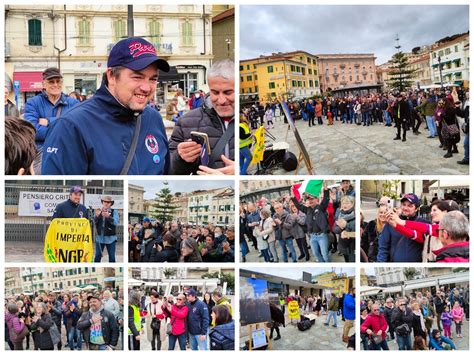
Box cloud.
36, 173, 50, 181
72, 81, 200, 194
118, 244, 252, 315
240, 5, 469, 64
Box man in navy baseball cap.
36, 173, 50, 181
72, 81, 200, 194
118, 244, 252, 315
107, 37, 170, 73
400, 193, 421, 207
42, 37, 170, 175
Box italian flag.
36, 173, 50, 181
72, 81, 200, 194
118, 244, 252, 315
292, 180, 324, 201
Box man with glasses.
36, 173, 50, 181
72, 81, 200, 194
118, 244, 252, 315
291, 182, 331, 262
391, 297, 414, 350
94, 196, 119, 263
361, 302, 389, 350
383, 297, 396, 342
24, 67, 79, 172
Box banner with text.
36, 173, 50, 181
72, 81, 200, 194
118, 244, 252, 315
18, 191, 124, 216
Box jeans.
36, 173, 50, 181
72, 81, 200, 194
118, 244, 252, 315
349, 110, 354, 123
278, 238, 297, 262
341, 112, 348, 123
426, 115, 437, 137
383, 110, 391, 125
325, 310, 337, 326
261, 248, 270, 262
168, 333, 187, 350
396, 334, 412, 350
362, 111, 370, 125
463, 134, 469, 161
94, 241, 116, 262
268, 241, 279, 262
309, 233, 330, 262
240, 239, 249, 258
372, 340, 389, 350
68, 326, 82, 350
189, 334, 208, 350
240, 146, 252, 175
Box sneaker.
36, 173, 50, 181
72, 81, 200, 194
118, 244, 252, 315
394, 136, 401, 140
457, 159, 469, 165
444, 153, 453, 158
324, 323, 329, 326
332, 325, 337, 328
274, 335, 281, 341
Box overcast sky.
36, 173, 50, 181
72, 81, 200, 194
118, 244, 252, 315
131, 180, 234, 200
240, 5, 469, 64
243, 267, 355, 279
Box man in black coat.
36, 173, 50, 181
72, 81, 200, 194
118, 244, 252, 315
393, 93, 410, 142
391, 298, 414, 350
169, 59, 235, 175
77, 295, 119, 350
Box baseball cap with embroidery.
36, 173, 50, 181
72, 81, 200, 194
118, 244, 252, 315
401, 193, 421, 207
107, 37, 170, 72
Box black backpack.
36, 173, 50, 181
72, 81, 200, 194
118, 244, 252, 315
297, 319, 312, 331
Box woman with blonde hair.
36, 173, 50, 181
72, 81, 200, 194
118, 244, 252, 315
361, 205, 388, 262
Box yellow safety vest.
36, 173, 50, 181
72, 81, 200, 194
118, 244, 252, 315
128, 304, 142, 335
239, 123, 252, 148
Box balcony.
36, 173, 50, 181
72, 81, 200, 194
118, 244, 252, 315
354, 63, 360, 68
339, 64, 346, 69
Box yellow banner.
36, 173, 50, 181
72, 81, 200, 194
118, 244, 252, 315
44, 218, 93, 263
250, 126, 265, 165
288, 300, 300, 319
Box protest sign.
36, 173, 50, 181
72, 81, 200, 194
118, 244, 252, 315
44, 218, 93, 263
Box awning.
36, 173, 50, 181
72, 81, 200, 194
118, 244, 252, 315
12, 72, 44, 92
158, 66, 180, 82
103, 277, 116, 282
405, 280, 436, 291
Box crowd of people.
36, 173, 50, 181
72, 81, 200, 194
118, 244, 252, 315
239, 86, 469, 175
5, 36, 235, 176
240, 181, 356, 263
128, 218, 235, 263
361, 193, 470, 263
5, 288, 123, 350
128, 287, 234, 350
361, 285, 469, 350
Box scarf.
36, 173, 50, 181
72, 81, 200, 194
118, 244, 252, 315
413, 309, 426, 332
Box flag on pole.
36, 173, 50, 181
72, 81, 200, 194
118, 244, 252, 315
250, 126, 265, 165
292, 180, 324, 201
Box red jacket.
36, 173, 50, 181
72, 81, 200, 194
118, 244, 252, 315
433, 241, 469, 263
360, 312, 388, 340
163, 304, 189, 336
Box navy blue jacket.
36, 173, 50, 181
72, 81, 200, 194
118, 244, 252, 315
377, 214, 428, 262
210, 320, 234, 350
186, 299, 209, 335
24, 91, 79, 148
52, 199, 89, 219
42, 84, 169, 175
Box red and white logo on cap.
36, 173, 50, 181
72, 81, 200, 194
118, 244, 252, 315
129, 41, 157, 58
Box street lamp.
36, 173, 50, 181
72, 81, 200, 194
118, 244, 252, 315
438, 55, 443, 89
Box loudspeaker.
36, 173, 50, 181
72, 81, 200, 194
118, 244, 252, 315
261, 149, 285, 168
282, 151, 298, 171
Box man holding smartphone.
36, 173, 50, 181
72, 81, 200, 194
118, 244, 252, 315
169, 59, 235, 175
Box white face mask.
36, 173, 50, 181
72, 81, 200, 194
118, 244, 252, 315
195, 93, 200, 98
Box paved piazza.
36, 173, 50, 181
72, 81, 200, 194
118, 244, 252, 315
248, 116, 469, 176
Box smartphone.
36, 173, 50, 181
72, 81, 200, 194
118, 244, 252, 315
190, 132, 211, 153
191, 131, 211, 166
